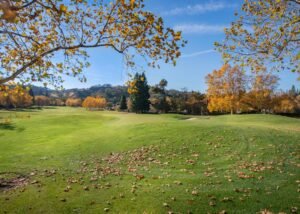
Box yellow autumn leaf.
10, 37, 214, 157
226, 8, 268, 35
130, 0, 135, 7
60, 4, 68, 13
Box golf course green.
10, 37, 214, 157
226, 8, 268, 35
0, 107, 299, 213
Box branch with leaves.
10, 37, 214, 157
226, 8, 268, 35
0, 0, 186, 88
215, 0, 299, 75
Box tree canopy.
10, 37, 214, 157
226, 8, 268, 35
206, 64, 282, 114
215, 0, 300, 75
0, 0, 185, 88
150, 79, 169, 113
82, 96, 107, 110
206, 64, 247, 114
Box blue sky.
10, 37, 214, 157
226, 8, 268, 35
62, 0, 299, 92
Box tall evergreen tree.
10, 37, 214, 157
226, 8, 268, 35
28, 86, 35, 104
128, 73, 150, 113
289, 85, 297, 96
119, 95, 127, 111
44, 87, 49, 97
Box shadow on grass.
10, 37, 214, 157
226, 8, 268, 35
0, 123, 16, 130
41, 106, 58, 109
9, 107, 43, 112
1, 106, 58, 112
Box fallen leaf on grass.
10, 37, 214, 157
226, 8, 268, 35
163, 202, 169, 207
64, 185, 71, 192
209, 201, 216, 206
60, 198, 67, 202
135, 174, 144, 180
173, 181, 182, 185
191, 190, 198, 196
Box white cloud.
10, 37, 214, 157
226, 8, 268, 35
162, 2, 236, 16
182, 49, 217, 58
174, 24, 228, 34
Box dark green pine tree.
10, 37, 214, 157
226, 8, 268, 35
28, 86, 35, 104
130, 73, 150, 113
44, 87, 49, 97
119, 95, 127, 111
289, 85, 297, 96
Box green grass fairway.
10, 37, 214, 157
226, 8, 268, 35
0, 107, 299, 213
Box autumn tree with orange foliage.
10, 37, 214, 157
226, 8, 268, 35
49, 98, 65, 106
0, 86, 32, 108
0, 0, 185, 88
206, 64, 247, 114
82, 96, 107, 110
66, 98, 82, 107
241, 71, 279, 113
34, 95, 50, 106
215, 0, 299, 75
273, 94, 298, 114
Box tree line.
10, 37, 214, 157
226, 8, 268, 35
0, 77, 208, 115
1, 70, 299, 115
206, 64, 300, 114
126, 73, 207, 114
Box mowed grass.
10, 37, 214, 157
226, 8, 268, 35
0, 107, 299, 214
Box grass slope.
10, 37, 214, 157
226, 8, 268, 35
0, 107, 299, 213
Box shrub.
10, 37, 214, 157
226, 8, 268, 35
35, 96, 50, 106
0, 87, 33, 108
82, 96, 107, 110
66, 98, 82, 107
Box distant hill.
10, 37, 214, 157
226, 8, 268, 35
31, 84, 128, 105
30, 84, 205, 108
